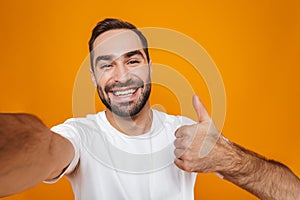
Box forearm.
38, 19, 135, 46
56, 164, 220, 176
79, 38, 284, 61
174, 96, 300, 199
216, 137, 300, 200
0, 113, 54, 197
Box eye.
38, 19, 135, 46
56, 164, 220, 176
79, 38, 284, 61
127, 60, 140, 65
100, 64, 112, 69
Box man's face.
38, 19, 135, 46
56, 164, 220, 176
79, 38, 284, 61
91, 29, 151, 118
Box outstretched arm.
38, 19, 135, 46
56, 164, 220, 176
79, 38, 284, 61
218, 140, 300, 199
174, 95, 300, 200
0, 113, 74, 197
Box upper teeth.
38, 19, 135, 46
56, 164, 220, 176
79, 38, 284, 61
113, 89, 137, 96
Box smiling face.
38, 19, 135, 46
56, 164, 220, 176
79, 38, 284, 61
91, 29, 151, 118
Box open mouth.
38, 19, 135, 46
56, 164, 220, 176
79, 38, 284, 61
113, 87, 139, 97
109, 85, 143, 100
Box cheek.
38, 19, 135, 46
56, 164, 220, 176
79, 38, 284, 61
94, 73, 109, 88
130, 66, 150, 81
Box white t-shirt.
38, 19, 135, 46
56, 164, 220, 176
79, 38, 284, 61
47, 109, 197, 200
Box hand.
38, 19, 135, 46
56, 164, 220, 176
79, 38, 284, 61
174, 94, 221, 173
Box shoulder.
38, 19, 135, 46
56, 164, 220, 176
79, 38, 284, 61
51, 112, 106, 137
152, 109, 196, 127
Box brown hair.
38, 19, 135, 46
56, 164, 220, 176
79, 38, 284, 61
88, 18, 150, 70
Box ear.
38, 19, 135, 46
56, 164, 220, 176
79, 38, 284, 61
89, 68, 97, 87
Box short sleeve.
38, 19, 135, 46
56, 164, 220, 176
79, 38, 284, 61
44, 121, 81, 184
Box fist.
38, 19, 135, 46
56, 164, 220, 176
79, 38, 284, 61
174, 95, 221, 173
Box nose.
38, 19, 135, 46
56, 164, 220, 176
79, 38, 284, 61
113, 63, 130, 83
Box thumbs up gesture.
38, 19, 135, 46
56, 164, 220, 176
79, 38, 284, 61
174, 94, 221, 173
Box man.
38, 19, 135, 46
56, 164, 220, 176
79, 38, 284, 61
0, 18, 299, 200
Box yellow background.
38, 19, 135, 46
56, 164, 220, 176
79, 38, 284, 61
1, 0, 299, 199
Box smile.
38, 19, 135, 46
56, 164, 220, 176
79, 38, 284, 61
111, 87, 141, 97
113, 88, 137, 96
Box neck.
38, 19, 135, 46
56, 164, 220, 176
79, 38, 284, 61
105, 102, 153, 136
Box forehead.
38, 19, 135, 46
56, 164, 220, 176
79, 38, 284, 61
92, 29, 144, 59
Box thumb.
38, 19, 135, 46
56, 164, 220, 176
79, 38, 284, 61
192, 94, 210, 122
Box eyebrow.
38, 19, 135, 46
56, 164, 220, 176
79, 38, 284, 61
94, 55, 113, 67
124, 50, 144, 59
94, 50, 145, 67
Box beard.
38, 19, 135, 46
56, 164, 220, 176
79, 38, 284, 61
97, 76, 151, 118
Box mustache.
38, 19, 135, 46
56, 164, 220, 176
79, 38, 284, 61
104, 79, 144, 93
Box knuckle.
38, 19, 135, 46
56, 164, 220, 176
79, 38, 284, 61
174, 149, 184, 158
179, 152, 187, 160
183, 163, 193, 172
185, 155, 193, 162
174, 138, 184, 148
178, 125, 190, 134
179, 139, 188, 149
173, 139, 179, 147
174, 149, 180, 157
176, 126, 184, 133
181, 152, 193, 162
186, 150, 198, 161
184, 139, 193, 148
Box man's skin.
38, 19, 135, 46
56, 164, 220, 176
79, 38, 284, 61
0, 114, 73, 196
91, 29, 153, 136
1, 28, 300, 199
175, 95, 300, 199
